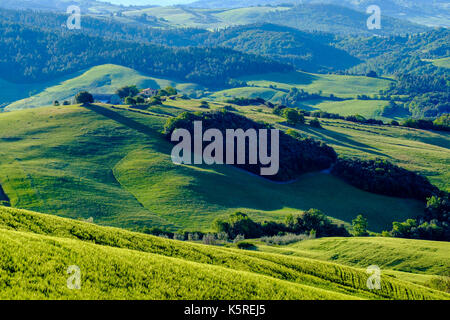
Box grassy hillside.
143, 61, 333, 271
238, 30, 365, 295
231, 104, 449, 191
4, 65, 203, 112
254, 237, 450, 276
120, 4, 426, 35
0, 205, 448, 300
237, 71, 392, 99
0, 104, 430, 232
430, 57, 450, 69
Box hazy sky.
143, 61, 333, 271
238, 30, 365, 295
99, 0, 196, 6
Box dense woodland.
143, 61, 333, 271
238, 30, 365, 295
163, 110, 337, 181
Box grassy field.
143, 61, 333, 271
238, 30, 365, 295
430, 57, 450, 69
121, 5, 291, 29
0, 205, 447, 300
4, 65, 203, 112
0, 103, 432, 232
209, 71, 396, 120
302, 99, 391, 120
254, 237, 450, 276
237, 71, 392, 98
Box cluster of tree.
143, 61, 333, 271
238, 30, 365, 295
163, 110, 337, 182
331, 158, 439, 201
286, 109, 449, 132
280, 88, 343, 107
386, 195, 450, 241
340, 28, 449, 75
213, 210, 349, 240
116, 85, 178, 106
225, 97, 268, 106
384, 74, 449, 118
286, 109, 385, 126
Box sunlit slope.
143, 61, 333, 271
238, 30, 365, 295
254, 237, 450, 276
4, 64, 203, 112
0, 206, 447, 300
237, 71, 392, 98
0, 105, 426, 231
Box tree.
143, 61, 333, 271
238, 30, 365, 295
283, 108, 304, 126
352, 215, 369, 236
116, 85, 139, 99
366, 70, 378, 78
164, 86, 178, 96
75, 91, 93, 105
125, 96, 136, 105
135, 96, 145, 104
53, 100, 60, 106
148, 96, 162, 106
309, 118, 321, 128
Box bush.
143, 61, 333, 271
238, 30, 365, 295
236, 241, 256, 250
261, 233, 309, 245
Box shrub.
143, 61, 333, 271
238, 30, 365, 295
261, 233, 309, 246
236, 241, 256, 250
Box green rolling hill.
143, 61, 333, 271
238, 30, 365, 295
0, 205, 447, 299
1, 100, 448, 233
4, 65, 204, 112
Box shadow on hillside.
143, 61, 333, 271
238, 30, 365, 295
300, 126, 390, 158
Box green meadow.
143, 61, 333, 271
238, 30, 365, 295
0, 205, 447, 300
0, 103, 435, 232
237, 71, 392, 98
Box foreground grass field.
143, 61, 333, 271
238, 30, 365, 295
0, 205, 448, 300
0, 104, 430, 232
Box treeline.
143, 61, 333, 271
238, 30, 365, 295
386, 195, 450, 241
331, 158, 439, 201
285, 108, 450, 132
213, 210, 349, 240
0, 20, 291, 87
163, 110, 337, 182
